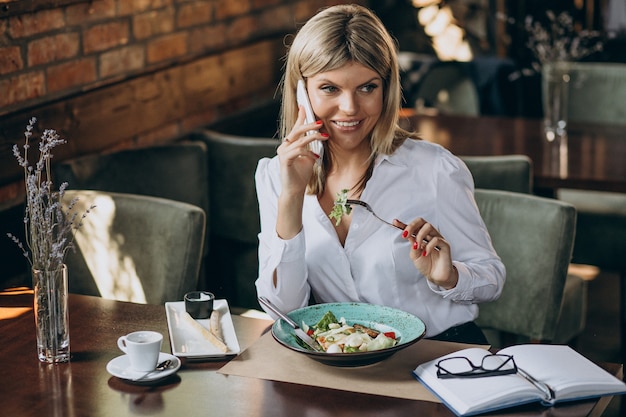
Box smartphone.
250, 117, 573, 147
297, 80, 324, 162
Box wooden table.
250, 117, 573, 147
0, 289, 621, 417
399, 112, 626, 195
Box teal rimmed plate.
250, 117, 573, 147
270, 302, 426, 367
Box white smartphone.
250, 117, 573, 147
297, 80, 324, 162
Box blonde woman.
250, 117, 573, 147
255, 4, 504, 344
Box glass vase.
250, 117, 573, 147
32, 264, 70, 363
542, 62, 571, 142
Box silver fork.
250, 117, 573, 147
346, 199, 440, 251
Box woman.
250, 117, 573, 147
255, 4, 505, 344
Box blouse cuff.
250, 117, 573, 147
275, 228, 306, 262
428, 262, 475, 301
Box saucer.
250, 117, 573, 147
106, 352, 181, 383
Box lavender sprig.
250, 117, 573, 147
7, 118, 94, 271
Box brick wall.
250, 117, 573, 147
0, 0, 361, 204
0, 0, 317, 113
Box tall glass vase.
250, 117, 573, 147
32, 264, 70, 363
542, 62, 571, 142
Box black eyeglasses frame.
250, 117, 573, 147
435, 354, 518, 379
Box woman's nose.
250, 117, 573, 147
338, 93, 357, 114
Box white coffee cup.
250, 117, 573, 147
117, 331, 163, 372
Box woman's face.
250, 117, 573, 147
306, 62, 383, 152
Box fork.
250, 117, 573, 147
346, 199, 440, 251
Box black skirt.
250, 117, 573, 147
428, 321, 488, 345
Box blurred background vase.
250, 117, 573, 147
541, 61, 571, 143
32, 264, 70, 363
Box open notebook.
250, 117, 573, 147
413, 344, 626, 417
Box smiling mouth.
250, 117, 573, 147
333, 120, 361, 128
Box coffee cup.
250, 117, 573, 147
117, 331, 163, 372
184, 291, 215, 319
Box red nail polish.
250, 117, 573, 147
313, 153, 320, 159
402, 230, 408, 238
422, 250, 427, 257
315, 120, 323, 125
320, 132, 329, 137
413, 242, 418, 250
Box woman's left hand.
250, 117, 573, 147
393, 218, 458, 289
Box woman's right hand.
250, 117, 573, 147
275, 106, 327, 240
277, 106, 327, 196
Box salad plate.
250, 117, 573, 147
165, 300, 240, 359
271, 302, 426, 367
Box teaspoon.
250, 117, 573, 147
131, 359, 172, 381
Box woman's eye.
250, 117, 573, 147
318, 83, 379, 94
360, 83, 378, 93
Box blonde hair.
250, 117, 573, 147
280, 4, 416, 195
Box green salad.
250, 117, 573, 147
329, 189, 352, 226
302, 311, 398, 354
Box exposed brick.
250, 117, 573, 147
0, 18, 7, 44
215, 0, 251, 20
0, 46, 24, 75
133, 8, 175, 40
99, 45, 145, 78
258, 5, 295, 34
83, 21, 130, 54
8, 9, 65, 38
118, 0, 152, 16
118, 0, 173, 15
0, 71, 45, 108
189, 24, 227, 54
28, 33, 80, 67
46, 58, 97, 93
146, 32, 188, 64
252, 0, 283, 8
293, 2, 320, 23
227, 16, 258, 45
177, 2, 213, 28
65, 0, 116, 26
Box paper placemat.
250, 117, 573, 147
219, 331, 485, 402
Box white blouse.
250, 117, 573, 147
254, 138, 505, 337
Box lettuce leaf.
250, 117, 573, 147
328, 188, 352, 226
314, 311, 339, 332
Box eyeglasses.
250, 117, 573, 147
436, 354, 518, 379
